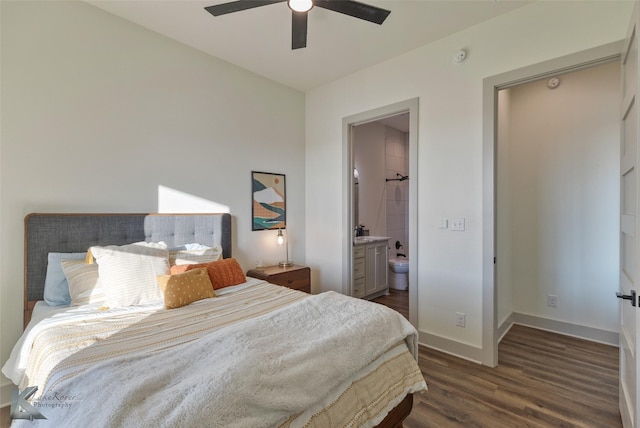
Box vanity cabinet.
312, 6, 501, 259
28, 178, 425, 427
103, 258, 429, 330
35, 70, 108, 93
353, 245, 366, 298
353, 238, 389, 299
365, 242, 388, 296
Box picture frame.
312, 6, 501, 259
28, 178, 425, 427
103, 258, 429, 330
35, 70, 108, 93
252, 171, 286, 231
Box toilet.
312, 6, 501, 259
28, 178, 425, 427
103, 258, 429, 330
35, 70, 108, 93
388, 258, 409, 290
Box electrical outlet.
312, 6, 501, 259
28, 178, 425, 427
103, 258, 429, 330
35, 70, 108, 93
547, 295, 558, 307
455, 312, 466, 327
451, 218, 465, 231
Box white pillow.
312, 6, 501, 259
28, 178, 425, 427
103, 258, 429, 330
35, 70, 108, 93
61, 260, 105, 306
168, 243, 223, 266
90, 241, 169, 307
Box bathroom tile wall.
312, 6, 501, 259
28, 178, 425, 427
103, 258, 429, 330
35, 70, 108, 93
385, 126, 409, 259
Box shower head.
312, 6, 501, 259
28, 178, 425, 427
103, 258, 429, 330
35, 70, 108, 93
385, 173, 409, 182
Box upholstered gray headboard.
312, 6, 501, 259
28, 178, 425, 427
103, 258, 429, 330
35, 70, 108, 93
24, 213, 231, 325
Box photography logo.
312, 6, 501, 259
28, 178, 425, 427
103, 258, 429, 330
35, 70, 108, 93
11, 386, 46, 421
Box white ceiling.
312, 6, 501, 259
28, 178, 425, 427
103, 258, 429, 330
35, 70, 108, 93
87, 0, 530, 92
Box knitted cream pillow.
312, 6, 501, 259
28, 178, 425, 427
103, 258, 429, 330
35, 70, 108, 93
61, 260, 105, 306
168, 244, 223, 266
157, 267, 216, 309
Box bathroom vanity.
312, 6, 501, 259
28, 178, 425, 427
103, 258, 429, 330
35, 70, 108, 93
353, 237, 389, 299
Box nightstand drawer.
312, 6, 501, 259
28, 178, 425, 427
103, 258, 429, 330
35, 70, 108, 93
246, 265, 311, 294
271, 269, 310, 293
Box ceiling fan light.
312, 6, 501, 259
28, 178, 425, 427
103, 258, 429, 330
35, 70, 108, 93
288, 0, 313, 13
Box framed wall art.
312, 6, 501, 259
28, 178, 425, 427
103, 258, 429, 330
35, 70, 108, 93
252, 171, 286, 231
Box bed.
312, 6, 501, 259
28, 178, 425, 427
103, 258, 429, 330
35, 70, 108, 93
3, 213, 426, 427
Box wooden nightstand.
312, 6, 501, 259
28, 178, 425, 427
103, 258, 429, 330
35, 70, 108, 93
246, 264, 311, 293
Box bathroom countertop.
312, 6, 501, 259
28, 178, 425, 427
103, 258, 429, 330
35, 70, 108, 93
353, 236, 390, 245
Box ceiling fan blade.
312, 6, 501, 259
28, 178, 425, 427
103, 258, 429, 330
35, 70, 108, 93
291, 11, 308, 50
204, 0, 285, 16
313, 0, 390, 25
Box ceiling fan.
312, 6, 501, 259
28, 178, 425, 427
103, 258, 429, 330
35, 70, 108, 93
204, 0, 391, 50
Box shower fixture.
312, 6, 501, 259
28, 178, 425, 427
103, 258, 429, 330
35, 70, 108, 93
386, 173, 409, 182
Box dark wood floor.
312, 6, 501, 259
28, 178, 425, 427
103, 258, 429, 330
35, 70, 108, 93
372, 288, 409, 319
0, 406, 8, 428
2, 290, 620, 427
374, 289, 621, 427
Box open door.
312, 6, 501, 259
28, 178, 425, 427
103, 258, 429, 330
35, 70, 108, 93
619, 3, 640, 427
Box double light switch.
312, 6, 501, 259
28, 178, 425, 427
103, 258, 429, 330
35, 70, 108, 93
440, 218, 465, 231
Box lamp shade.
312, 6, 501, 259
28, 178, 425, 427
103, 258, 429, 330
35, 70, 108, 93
288, 0, 313, 12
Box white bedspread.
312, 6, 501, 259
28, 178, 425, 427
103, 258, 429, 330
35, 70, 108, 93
11, 290, 420, 428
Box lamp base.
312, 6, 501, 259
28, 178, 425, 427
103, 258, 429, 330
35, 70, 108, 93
279, 260, 294, 267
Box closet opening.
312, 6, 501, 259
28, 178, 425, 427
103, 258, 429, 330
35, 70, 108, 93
482, 41, 621, 366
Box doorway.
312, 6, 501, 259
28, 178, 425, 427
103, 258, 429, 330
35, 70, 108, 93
497, 61, 620, 340
343, 98, 419, 328
482, 42, 622, 366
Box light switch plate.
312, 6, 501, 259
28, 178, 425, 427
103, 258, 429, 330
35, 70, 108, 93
455, 312, 466, 327
451, 218, 465, 231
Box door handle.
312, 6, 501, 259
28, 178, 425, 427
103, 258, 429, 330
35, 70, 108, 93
616, 290, 637, 307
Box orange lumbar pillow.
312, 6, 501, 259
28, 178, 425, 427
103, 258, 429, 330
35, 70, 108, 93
170, 258, 246, 290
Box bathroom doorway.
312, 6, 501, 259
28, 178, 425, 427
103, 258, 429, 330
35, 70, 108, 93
342, 98, 418, 328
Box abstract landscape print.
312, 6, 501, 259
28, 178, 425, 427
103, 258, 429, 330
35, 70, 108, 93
252, 171, 286, 230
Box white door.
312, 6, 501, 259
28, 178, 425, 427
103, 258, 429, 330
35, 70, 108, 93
620, 3, 640, 426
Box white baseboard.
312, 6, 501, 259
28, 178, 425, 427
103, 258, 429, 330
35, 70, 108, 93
497, 313, 514, 343
500, 312, 619, 347
418, 330, 483, 364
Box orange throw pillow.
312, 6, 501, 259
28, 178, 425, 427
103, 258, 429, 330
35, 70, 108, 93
170, 264, 199, 275
171, 258, 246, 290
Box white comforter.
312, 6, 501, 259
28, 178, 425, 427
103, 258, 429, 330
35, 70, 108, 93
8, 287, 421, 427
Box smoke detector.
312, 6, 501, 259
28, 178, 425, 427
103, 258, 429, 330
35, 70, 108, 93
547, 77, 560, 89
453, 49, 467, 64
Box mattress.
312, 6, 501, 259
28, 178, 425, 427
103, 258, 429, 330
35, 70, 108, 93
4, 279, 426, 427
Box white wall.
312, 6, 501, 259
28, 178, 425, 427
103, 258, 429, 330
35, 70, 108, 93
385, 127, 409, 257
305, 1, 632, 359
503, 61, 620, 335
0, 0, 305, 394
